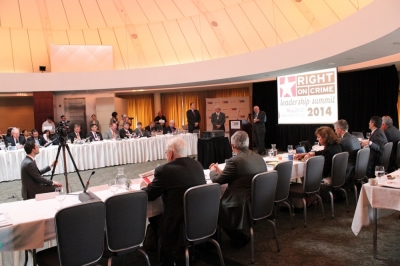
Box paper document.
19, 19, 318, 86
139, 170, 155, 184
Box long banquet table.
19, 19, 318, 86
0, 134, 198, 182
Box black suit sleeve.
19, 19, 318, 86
142, 167, 166, 201
210, 159, 237, 184
27, 162, 53, 185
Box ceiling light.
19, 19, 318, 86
295, 0, 302, 2
211, 21, 218, 27
392, 42, 400, 45
131, 34, 138, 39
264, 74, 270, 76
346, 57, 355, 60
328, 62, 335, 65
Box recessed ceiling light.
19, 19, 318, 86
131, 34, 138, 39
211, 21, 218, 27
346, 57, 355, 60
328, 62, 335, 65
295, 0, 302, 2
264, 74, 270, 76
392, 42, 400, 45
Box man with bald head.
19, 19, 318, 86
252, 106, 267, 155
381, 115, 400, 172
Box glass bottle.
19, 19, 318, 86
271, 144, 277, 157
115, 167, 127, 189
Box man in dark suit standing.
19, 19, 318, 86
361, 116, 388, 177
21, 140, 62, 200
142, 137, 205, 265
68, 124, 84, 143
28, 129, 48, 146
5, 127, 26, 148
186, 102, 201, 133
209, 131, 267, 247
211, 105, 226, 131
252, 106, 267, 155
381, 116, 400, 172
86, 124, 103, 141
334, 119, 361, 183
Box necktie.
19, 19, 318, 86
192, 110, 195, 115
15, 138, 18, 145
112, 131, 115, 138
94, 132, 97, 140
76, 132, 80, 140
35, 139, 39, 145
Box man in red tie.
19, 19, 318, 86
186, 102, 201, 133
86, 124, 103, 141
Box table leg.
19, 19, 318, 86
373, 208, 377, 259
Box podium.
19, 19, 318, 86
229, 120, 252, 149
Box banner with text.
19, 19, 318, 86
277, 68, 338, 124
205, 97, 250, 132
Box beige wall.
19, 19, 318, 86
0, 97, 34, 134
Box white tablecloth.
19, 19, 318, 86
0, 134, 198, 182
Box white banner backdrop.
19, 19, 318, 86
205, 97, 250, 132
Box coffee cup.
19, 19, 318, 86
369, 178, 378, 186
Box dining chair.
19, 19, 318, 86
323, 152, 349, 218
103, 191, 150, 266
382, 142, 393, 171
36, 201, 106, 266
248, 170, 279, 264
273, 161, 295, 229
184, 183, 225, 266
289, 156, 325, 227
396, 141, 400, 168
353, 148, 370, 202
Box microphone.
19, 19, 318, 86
85, 136, 92, 142
44, 137, 58, 147
83, 171, 96, 193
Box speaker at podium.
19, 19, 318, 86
229, 120, 252, 149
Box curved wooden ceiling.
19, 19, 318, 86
0, 0, 372, 73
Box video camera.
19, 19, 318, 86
55, 120, 70, 142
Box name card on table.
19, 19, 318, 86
88, 184, 109, 192
35, 192, 58, 201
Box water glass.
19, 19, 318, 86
366, 132, 371, 139
109, 180, 118, 194
287, 145, 293, 154
55, 187, 66, 210
374, 165, 385, 181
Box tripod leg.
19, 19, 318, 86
65, 144, 85, 189
50, 145, 62, 181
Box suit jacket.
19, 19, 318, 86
133, 128, 150, 138
163, 126, 176, 134
27, 136, 47, 146
21, 156, 55, 200
253, 111, 266, 130
68, 131, 84, 142
315, 142, 342, 178
86, 131, 103, 141
340, 132, 361, 180
383, 125, 400, 172
142, 157, 205, 250
211, 112, 226, 130
120, 128, 133, 139
210, 149, 267, 230
5, 135, 26, 147
103, 129, 120, 140
366, 128, 388, 177
186, 109, 201, 132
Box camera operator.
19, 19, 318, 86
59, 115, 70, 130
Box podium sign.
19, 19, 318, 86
229, 120, 252, 149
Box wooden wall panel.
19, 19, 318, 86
0, 97, 34, 134
33, 92, 54, 134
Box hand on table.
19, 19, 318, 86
53, 181, 62, 187
209, 163, 222, 174
360, 140, 369, 148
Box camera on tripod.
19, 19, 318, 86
56, 121, 70, 142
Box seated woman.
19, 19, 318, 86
294, 126, 342, 181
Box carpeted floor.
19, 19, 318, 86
1, 158, 400, 265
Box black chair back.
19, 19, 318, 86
331, 152, 349, 187
354, 148, 370, 181
55, 201, 105, 266
184, 183, 220, 241
299, 141, 311, 152
105, 191, 148, 252
303, 156, 324, 194
250, 171, 278, 220
274, 161, 293, 202
383, 142, 393, 170
396, 141, 400, 167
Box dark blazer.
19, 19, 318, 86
5, 135, 26, 147
253, 111, 267, 129
211, 112, 226, 131
68, 131, 85, 142
133, 128, 150, 137
315, 142, 342, 178
383, 125, 400, 172
186, 109, 201, 133
154, 115, 167, 127
340, 132, 361, 180
210, 149, 267, 231
86, 131, 103, 141
142, 157, 205, 251
120, 128, 133, 139
163, 126, 176, 134
27, 136, 47, 146
366, 128, 388, 177
21, 156, 55, 200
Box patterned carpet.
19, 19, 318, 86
1, 159, 400, 265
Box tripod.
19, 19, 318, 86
50, 137, 85, 193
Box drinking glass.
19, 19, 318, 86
109, 180, 118, 194
366, 132, 371, 139
374, 165, 385, 181
55, 187, 66, 210
287, 145, 293, 154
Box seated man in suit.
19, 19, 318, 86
334, 119, 361, 183
142, 137, 205, 265
163, 120, 177, 134
145, 121, 160, 133
133, 122, 150, 138
5, 127, 25, 148
381, 116, 400, 172
21, 140, 62, 200
86, 124, 103, 141
68, 124, 84, 143
120, 122, 133, 139
28, 129, 47, 146
104, 122, 120, 140
361, 116, 388, 177
209, 131, 267, 247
